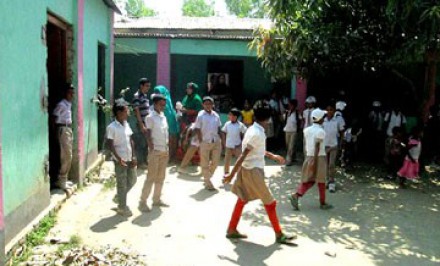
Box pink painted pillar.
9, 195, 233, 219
296, 77, 308, 111
77, 0, 85, 185
109, 10, 115, 104
156, 39, 171, 88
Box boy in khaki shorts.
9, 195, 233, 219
221, 108, 247, 175
223, 108, 295, 244
289, 108, 333, 210
195, 96, 222, 190
139, 94, 169, 212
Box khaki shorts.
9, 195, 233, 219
232, 167, 274, 205
301, 156, 327, 183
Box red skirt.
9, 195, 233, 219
397, 158, 419, 179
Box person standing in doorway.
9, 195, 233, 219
283, 99, 302, 166
53, 83, 75, 193
132, 78, 151, 169
106, 99, 137, 217
139, 94, 170, 212
195, 96, 222, 191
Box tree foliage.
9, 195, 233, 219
225, 0, 267, 18
182, 0, 215, 17
117, 0, 157, 17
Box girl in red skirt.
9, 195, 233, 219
397, 126, 423, 188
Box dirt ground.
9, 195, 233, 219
47, 160, 440, 266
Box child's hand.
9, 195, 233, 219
130, 158, 137, 168
273, 155, 286, 165
223, 173, 234, 184
119, 158, 127, 167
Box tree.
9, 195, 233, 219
182, 0, 215, 17
118, 0, 157, 17
225, 0, 268, 18
251, 0, 440, 119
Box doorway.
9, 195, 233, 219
97, 43, 106, 151
46, 14, 72, 189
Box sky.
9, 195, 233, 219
145, 0, 229, 17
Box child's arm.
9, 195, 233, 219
145, 129, 154, 151
107, 139, 127, 167
221, 131, 226, 149
130, 136, 137, 167
223, 148, 251, 184
265, 151, 286, 164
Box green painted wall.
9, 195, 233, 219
115, 38, 157, 54
0, 1, 76, 216
83, 0, 112, 167
171, 39, 257, 57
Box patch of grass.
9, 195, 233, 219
56, 235, 82, 256
102, 174, 117, 191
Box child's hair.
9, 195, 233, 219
254, 108, 271, 122
230, 108, 241, 118
112, 103, 127, 117
392, 126, 402, 136
410, 125, 423, 138
289, 99, 298, 107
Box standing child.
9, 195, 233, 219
289, 109, 333, 210
195, 96, 222, 190
323, 103, 345, 193
302, 96, 317, 129
241, 100, 254, 127
385, 126, 405, 180
106, 99, 137, 217
283, 99, 302, 166
178, 122, 200, 174
223, 108, 296, 244
139, 94, 170, 212
397, 127, 422, 188
221, 108, 247, 175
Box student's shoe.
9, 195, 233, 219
276, 233, 297, 244
152, 201, 169, 207
116, 207, 133, 217
178, 167, 189, 174
320, 203, 333, 210
138, 202, 151, 212
226, 231, 248, 239
288, 194, 300, 211
328, 183, 336, 193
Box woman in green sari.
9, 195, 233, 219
181, 82, 203, 124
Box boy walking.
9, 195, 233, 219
223, 108, 295, 244
289, 108, 333, 210
139, 94, 169, 212
221, 108, 247, 175
195, 96, 222, 190
106, 99, 137, 217
178, 122, 200, 174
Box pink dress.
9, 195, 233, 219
397, 138, 421, 179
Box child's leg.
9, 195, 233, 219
318, 182, 326, 205
296, 181, 315, 196
126, 165, 138, 194
224, 148, 233, 174
200, 143, 212, 185
227, 198, 247, 233
209, 141, 222, 176
326, 146, 338, 183
180, 145, 198, 168
264, 200, 282, 234
115, 164, 128, 209
152, 152, 169, 204
285, 132, 293, 162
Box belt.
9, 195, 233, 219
56, 123, 72, 128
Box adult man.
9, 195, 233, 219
139, 94, 170, 212
53, 84, 75, 192
132, 78, 151, 168
195, 96, 222, 190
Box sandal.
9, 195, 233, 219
276, 233, 297, 244
226, 231, 248, 239
320, 203, 333, 210
289, 194, 300, 211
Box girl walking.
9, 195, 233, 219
397, 127, 423, 188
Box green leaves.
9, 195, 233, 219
182, 0, 215, 17
225, 0, 268, 18
124, 0, 157, 17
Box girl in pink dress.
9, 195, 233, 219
397, 127, 423, 188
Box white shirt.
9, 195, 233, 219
145, 110, 169, 151
195, 110, 221, 143
385, 111, 407, 136
53, 99, 72, 124
242, 122, 266, 169
304, 124, 326, 156
302, 108, 315, 129
323, 116, 344, 147
284, 111, 301, 132
222, 121, 247, 148
106, 120, 133, 161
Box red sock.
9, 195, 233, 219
318, 182, 326, 205
264, 201, 282, 234
297, 181, 315, 196
228, 198, 246, 232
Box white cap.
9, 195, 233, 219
312, 108, 327, 122
372, 101, 381, 107
305, 96, 317, 103
336, 101, 347, 111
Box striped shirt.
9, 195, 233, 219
132, 91, 150, 122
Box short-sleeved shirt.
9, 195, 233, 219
106, 120, 133, 161
304, 124, 326, 156
145, 110, 169, 151
302, 108, 315, 129
284, 111, 302, 132
324, 116, 345, 147
242, 122, 266, 169
195, 110, 221, 143
188, 123, 200, 147
241, 109, 254, 125
53, 99, 72, 124
385, 111, 407, 136
132, 91, 150, 122
222, 121, 247, 148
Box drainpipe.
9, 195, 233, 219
77, 0, 85, 186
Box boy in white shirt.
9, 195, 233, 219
221, 108, 247, 175
302, 96, 317, 129
323, 104, 345, 193
178, 123, 200, 174
289, 108, 333, 210
283, 99, 302, 165
223, 108, 296, 244
139, 94, 169, 212
106, 99, 137, 217
195, 96, 222, 190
